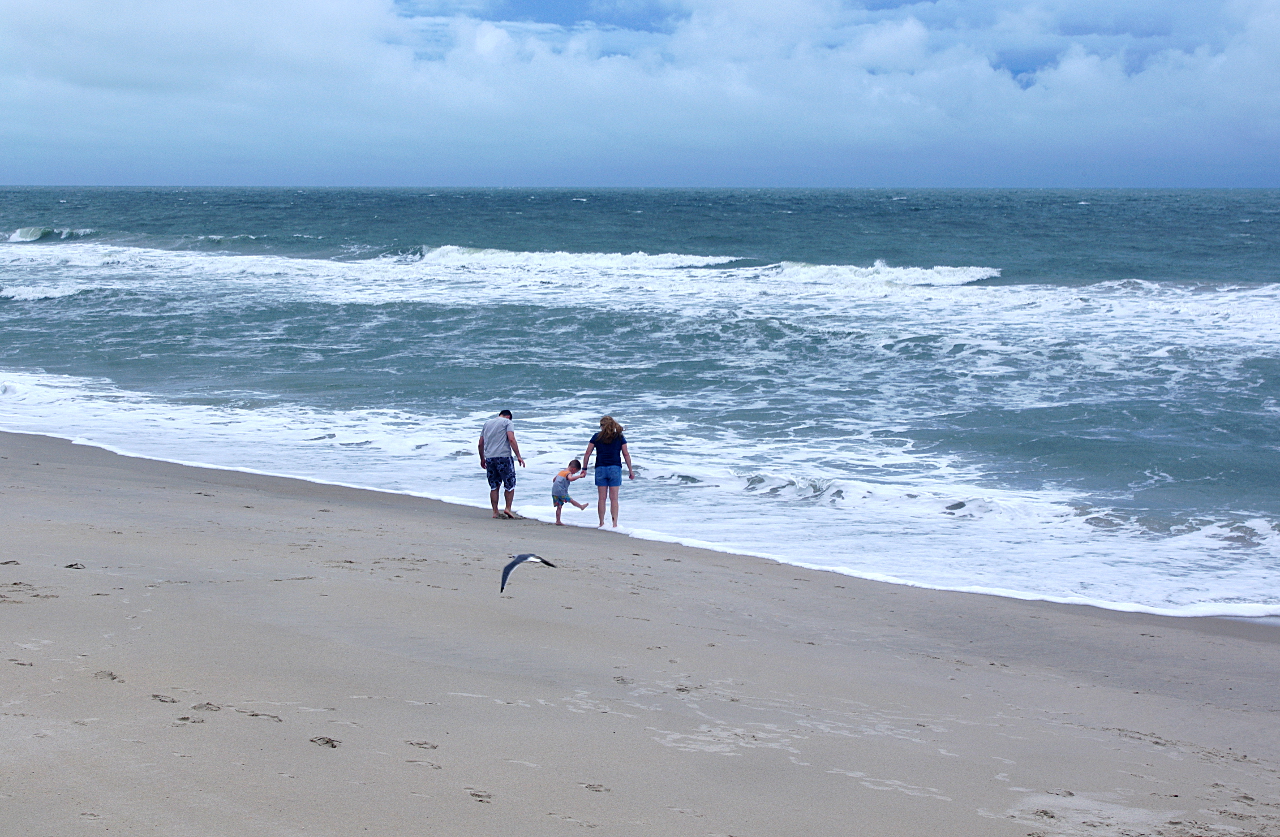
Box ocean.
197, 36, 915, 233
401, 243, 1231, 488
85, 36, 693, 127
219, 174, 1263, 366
2, 187, 1278, 617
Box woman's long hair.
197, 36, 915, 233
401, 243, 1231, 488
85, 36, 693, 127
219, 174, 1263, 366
597, 415, 624, 443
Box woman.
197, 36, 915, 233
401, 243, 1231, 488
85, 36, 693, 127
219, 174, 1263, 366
581, 415, 635, 528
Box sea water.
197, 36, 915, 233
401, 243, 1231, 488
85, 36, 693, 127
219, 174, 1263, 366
2, 187, 1278, 616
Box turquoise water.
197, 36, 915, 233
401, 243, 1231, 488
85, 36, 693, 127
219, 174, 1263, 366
2, 187, 1279, 614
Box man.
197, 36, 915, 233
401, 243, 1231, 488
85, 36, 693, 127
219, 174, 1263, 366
478, 409, 526, 519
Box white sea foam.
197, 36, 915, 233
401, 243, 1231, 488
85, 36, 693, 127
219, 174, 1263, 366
0, 241, 1002, 313
2, 367, 1277, 617
5, 242, 1280, 430
4, 241, 1280, 615
7, 240, 1278, 366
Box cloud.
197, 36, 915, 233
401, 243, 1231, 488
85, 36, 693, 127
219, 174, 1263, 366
0, 0, 1276, 185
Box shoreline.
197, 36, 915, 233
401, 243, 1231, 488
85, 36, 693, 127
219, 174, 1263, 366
4, 429, 1280, 835
3, 427, 1274, 622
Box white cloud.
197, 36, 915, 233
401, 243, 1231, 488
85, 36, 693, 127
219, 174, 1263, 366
0, 0, 1276, 185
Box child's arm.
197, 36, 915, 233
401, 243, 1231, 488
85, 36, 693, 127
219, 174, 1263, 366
569, 471, 587, 481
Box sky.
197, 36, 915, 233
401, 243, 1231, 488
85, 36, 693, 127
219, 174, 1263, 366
1, 0, 1278, 187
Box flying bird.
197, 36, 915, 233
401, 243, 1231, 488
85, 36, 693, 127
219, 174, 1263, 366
500, 553, 556, 592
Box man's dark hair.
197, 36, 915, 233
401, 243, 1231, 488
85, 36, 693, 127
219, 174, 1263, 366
499, 409, 513, 418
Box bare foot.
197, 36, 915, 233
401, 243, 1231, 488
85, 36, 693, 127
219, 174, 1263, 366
555, 521, 565, 526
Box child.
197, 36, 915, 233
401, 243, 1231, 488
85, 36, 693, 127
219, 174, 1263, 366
552, 459, 590, 524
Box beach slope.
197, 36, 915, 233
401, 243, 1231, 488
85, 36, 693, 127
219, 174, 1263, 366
3, 431, 1279, 836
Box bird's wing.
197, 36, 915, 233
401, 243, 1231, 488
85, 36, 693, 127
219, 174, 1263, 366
500, 555, 527, 592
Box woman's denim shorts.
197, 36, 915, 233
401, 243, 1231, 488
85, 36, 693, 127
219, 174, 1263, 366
594, 465, 622, 487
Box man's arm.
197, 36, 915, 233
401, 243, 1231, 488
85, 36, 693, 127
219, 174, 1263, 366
507, 430, 525, 467
478, 436, 486, 468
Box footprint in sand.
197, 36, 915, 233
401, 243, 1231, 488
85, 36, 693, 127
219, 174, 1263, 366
93, 671, 123, 682
191, 702, 221, 712
235, 709, 282, 722
466, 788, 493, 803
310, 736, 341, 748
152, 694, 178, 703
407, 740, 439, 749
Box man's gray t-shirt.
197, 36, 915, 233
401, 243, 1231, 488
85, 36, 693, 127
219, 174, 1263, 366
481, 416, 514, 458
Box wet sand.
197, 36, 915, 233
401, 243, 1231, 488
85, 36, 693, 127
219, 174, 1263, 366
3, 430, 1279, 836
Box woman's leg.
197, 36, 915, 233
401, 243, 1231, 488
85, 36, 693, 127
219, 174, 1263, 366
609, 485, 621, 527
597, 485, 608, 527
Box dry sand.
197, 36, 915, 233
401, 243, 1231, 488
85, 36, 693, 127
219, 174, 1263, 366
3, 430, 1280, 837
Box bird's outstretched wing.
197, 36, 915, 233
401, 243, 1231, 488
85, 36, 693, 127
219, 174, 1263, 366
500, 553, 556, 592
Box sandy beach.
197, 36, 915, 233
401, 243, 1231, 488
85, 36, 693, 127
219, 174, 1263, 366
3, 429, 1279, 837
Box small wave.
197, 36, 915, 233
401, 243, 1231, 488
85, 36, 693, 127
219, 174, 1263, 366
187, 234, 260, 245
0, 285, 89, 301
394, 245, 740, 270
9, 227, 50, 242
772, 259, 1000, 287
7, 227, 97, 243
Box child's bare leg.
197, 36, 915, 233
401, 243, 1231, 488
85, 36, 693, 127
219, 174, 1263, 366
574, 499, 588, 510
555, 503, 563, 524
